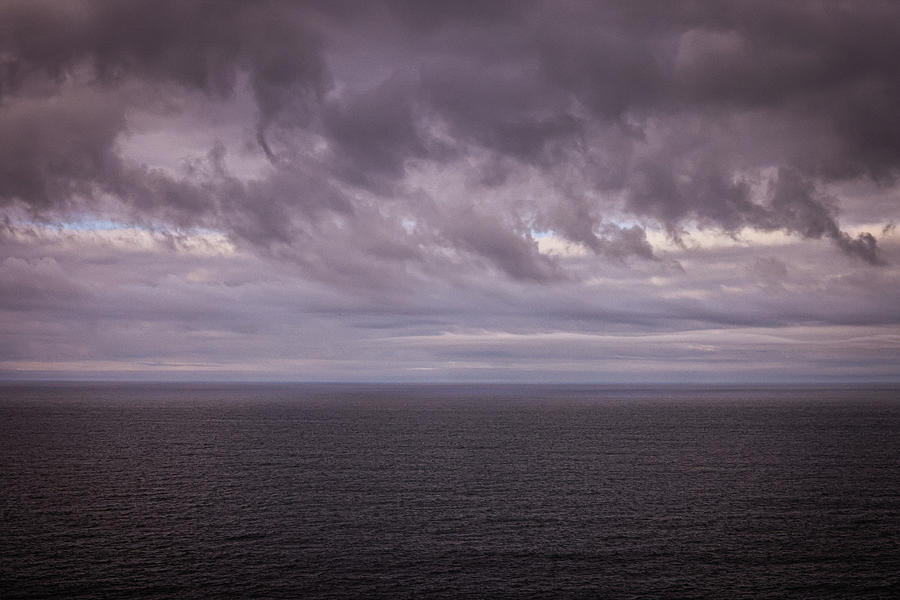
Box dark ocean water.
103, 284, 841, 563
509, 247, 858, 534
2, 383, 899, 599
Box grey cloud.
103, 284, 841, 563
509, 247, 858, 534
323, 75, 429, 191
833, 231, 882, 267
593, 224, 655, 261
2, 212, 899, 381
0, 91, 215, 234
749, 256, 788, 287
382, 0, 530, 30
0, 92, 125, 212
765, 168, 884, 265
622, 153, 884, 263
217, 162, 355, 247
438, 206, 559, 282
3, 0, 900, 294
389, 0, 899, 264
439, 1, 900, 259
0, 0, 326, 120
538, 193, 655, 261
419, 60, 581, 164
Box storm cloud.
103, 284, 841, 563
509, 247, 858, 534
1, 0, 899, 381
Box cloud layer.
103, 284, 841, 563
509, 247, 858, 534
2, 0, 899, 381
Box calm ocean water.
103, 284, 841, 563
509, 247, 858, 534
2, 383, 899, 598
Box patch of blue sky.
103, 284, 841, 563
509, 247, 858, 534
49, 218, 223, 237
57, 218, 127, 231
528, 217, 649, 241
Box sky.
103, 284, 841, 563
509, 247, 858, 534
1, 0, 899, 383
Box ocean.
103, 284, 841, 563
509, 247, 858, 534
2, 383, 899, 598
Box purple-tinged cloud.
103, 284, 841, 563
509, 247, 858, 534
2, 1, 900, 381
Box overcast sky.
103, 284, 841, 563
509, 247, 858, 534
1, 0, 899, 383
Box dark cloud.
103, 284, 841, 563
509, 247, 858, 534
419, 59, 581, 165
765, 168, 885, 265
2, 0, 900, 381
323, 75, 429, 190
3, 0, 899, 274
0, 91, 124, 212
0, 0, 326, 119
438, 206, 559, 282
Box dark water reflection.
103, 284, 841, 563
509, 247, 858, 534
2, 384, 899, 598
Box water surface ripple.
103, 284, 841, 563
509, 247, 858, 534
2, 384, 899, 598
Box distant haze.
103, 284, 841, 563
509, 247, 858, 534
1, 1, 899, 382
